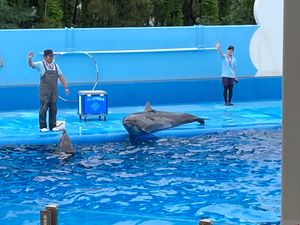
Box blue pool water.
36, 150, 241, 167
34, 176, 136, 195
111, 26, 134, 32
0, 127, 281, 225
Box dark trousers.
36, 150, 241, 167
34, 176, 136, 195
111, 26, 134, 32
223, 85, 233, 103
39, 93, 57, 130
222, 77, 235, 103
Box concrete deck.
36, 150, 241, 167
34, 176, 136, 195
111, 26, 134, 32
0, 100, 282, 146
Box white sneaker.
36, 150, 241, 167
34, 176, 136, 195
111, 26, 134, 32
40, 128, 49, 132
51, 127, 61, 132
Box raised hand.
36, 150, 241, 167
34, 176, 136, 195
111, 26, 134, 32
28, 52, 34, 59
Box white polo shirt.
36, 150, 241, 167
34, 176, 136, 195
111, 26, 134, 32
220, 54, 237, 78
33, 60, 63, 77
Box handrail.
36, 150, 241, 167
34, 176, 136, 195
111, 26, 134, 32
53, 47, 217, 55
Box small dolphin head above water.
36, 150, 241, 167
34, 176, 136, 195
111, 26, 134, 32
57, 129, 74, 155
122, 102, 156, 137
122, 113, 150, 137
122, 102, 205, 138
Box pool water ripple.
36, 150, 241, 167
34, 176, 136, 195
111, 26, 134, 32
0, 128, 281, 224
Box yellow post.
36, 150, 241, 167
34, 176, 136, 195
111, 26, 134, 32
40, 210, 51, 225
40, 204, 58, 225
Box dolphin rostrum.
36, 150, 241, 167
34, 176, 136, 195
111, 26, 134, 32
57, 129, 74, 155
122, 102, 205, 138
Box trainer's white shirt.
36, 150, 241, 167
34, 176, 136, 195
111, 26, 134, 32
220, 54, 236, 78
34, 60, 63, 77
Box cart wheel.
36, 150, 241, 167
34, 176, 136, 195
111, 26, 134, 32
79, 115, 82, 120
99, 116, 101, 121
104, 116, 107, 121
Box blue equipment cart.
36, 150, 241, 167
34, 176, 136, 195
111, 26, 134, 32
78, 90, 108, 121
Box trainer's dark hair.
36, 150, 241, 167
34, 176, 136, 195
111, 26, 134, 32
43, 49, 53, 57
227, 45, 234, 51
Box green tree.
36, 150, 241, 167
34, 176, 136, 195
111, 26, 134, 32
83, 0, 116, 27
61, 0, 77, 27
152, 0, 184, 26
183, 0, 198, 26
0, 0, 257, 28
217, 0, 231, 24
0, 0, 12, 28
227, 0, 255, 25
112, 0, 153, 27
193, 0, 219, 25
0, 0, 33, 28
37, 0, 63, 28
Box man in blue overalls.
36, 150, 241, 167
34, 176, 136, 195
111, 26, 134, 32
28, 49, 69, 132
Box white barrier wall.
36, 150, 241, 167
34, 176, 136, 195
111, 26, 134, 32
250, 0, 283, 76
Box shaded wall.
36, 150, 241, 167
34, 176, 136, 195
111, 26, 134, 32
0, 77, 281, 111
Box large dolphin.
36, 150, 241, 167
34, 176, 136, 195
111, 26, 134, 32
57, 129, 74, 155
122, 102, 205, 138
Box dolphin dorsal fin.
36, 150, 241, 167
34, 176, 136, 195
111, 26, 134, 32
144, 101, 155, 112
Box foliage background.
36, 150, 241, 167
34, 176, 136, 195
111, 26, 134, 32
0, 0, 255, 28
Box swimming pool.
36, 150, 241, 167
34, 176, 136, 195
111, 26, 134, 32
0, 127, 281, 225
0, 101, 281, 225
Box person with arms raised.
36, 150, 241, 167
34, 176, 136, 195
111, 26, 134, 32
216, 42, 237, 106
28, 49, 69, 132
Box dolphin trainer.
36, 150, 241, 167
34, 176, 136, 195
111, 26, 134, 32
122, 102, 205, 138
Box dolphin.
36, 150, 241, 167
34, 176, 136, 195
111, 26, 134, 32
57, 129, 74, 155
122, 102, 205, 139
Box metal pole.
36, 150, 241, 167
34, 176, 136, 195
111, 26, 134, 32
40, 204, 58, 225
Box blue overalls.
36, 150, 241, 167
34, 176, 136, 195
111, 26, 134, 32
39, 62, 59, 130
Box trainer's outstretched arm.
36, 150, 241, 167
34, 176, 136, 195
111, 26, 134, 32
28, 52, 36, 68
216, 41, 224, 57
